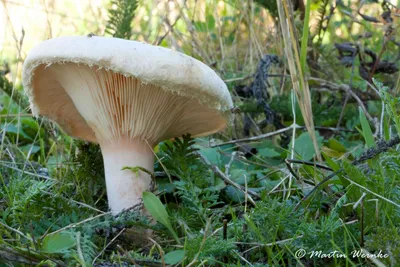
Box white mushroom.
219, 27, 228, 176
22, 36, 233, 214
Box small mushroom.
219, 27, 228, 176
22, 36, 233, 214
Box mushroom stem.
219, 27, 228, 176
100, 138, 154, 214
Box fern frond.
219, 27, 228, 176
162, 134, 202, 178
105, 0, 138, 39
313, 0, 330, 44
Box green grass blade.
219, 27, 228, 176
359, 107, 375, 148
300, 0, 311, 73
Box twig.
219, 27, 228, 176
308, 77, 376, 125
312, 126, 357, 133
223, 219, 228, 240
233, 250, 254, 266
285, 160, 302, 183
0, 114, 33, 118
197, 152, 259, 204
45, 212, 111, 237
41, 191, 105, 214
0, 163, 57, 181
225, 151, 238, 176
76, 232, 85, 264
0, 220, 31, 241
286, 159, 333, 171
148, 237, 166, 267
353, 192, 367, 209
212, 125, 355, 149
360, 195, 365, 247
361, 248, 387, 267
223, 75, 251, 83
117, 245, 142, 266
336, 48, 357, 129
235, 235, 303, 247
92, 228, 126, 264
210, 125, 301, 147
342, 175, 400, 209
155, 15, 181, 46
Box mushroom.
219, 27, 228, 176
22, 36, 233, 214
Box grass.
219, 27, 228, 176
1, 0, 400, 266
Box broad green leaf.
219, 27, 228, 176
142, 192, 180, 244
164, 250, 185, 264
290, 132, 323, 161
157, 179, 176, 193
1, 123, 31, 140
225, 185, 244, 203
258, 148, 281, 158
206, 15, 215, 30
41, 232, 76, 254
19, 144, 41, 155
196, 146, 220, 165
229, 169, 248, 184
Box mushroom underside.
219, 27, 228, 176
31, 62, 228, 145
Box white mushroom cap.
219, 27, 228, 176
22, 36, 233, 145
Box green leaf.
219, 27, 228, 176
229, 169, 248, 184
359, 107, 375, 148
258, 148, 281, 158
225, 185, 244, 203
193, 15, 215, 32
291, 132, 323, 161
206, 15, 215, 30
41, 232, 76, 254
327, 138, 346, 152
142, 192, 180, 244
321, 151, 340, 172
196, 146, 221, 165
1, 123, 32, 140
164, 250, 185, 264
193, 21, 207, 32
19, 144, 41, 155
383, 115, 390, 141
322, 151, 349, 187
157, 179, 176, 193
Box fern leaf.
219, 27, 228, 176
105, 0, 138, 39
